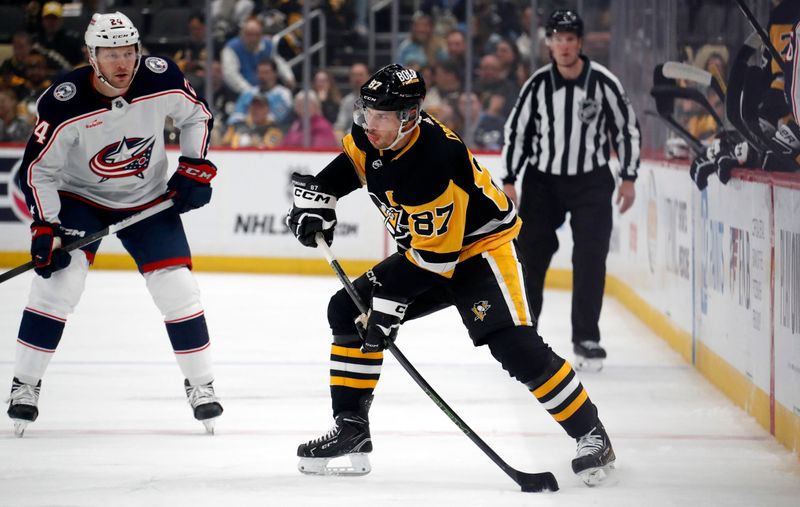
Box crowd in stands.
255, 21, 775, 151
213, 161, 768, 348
0, 0, 598, 151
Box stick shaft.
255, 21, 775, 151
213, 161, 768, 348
0, 199, 173, 284
734, 0, 785, 69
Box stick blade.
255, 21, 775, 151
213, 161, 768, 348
516, 471, 559, 492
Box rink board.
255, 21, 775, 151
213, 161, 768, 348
0, 147, 797, 457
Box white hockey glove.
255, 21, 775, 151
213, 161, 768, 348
286, 173, 337, 247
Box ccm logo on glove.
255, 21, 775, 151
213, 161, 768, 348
176, 160, 217, 182
294, 188, 335, 206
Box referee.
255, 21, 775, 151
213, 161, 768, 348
501, 9, 640, 371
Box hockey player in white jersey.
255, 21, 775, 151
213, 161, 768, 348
6, 12, 223, 436
789, 21, 800, 129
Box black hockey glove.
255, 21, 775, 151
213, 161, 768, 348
362, 295, 409, 354
689, 154, 716, 191
763, 123, 800, 172
30, 221, 72, 278
286, 172, 337, 247
167, 156, 217, 213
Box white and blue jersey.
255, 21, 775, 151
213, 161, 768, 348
18, 56, 213, 223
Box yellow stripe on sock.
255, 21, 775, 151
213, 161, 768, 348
330, 376, 379, 389
552, 388, 589, 422
331, 344, 384, 360
532, 361, 572, 399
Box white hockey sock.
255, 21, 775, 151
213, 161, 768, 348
175, 348, 214, 386
14, 343, 54, 386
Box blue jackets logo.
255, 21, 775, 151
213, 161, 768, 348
89, 136, 155, 181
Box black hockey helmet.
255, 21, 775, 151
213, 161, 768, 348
545, 9, 584, 38
359, 63, 426, 112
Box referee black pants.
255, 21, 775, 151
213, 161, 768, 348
517, 168, 615, 343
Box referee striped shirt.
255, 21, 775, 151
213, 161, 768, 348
501, 56, 641, 183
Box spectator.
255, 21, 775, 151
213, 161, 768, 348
203, 61, 239, 143
459, 92, 505, 151
313, 69, 341, 125
211, 0, 255, 43
424, 60, 462, 116
0, 88, 32, 143
0, 32, 34, 87
283, 90, 338, 149
34, 2, 84, 70
476, 54, 519, 118
221, 17, 295, 95
516, 6, 543, 64
397, 12, 447, 69
443, 29, 467, 69
334, 62, 370, 138
454, 91, 479, 137
222, 94, 284, 148
174, 12, 210, 88
469, 7, 502, 57
229, 58, 293, 128
494, 37, 520, 81
17, 53, 52, 125
515, 60, 532, 88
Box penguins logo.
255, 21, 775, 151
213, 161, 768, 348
89, 136, 156, 181
471, 300, 491, 322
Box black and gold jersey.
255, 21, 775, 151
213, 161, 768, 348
316, 111, 520, 299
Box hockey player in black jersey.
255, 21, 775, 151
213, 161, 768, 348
6, 12, 222, 436
287, 63, 616, 486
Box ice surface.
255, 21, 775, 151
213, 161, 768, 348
1, 270, 798, 506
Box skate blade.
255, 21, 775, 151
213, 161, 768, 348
12, 419, 30, 438
201, 417, 218, 435
298, 453, 371, 476
574, 356, 603, 372
577, 461, 615, 487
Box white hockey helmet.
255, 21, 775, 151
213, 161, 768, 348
85, 12, 142, 90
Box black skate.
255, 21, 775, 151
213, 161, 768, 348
572, 421, 616, 486
573, 340, 606, 372
7, 377, 41, 437
297, 395, 373, 476
184, 379, 223, 434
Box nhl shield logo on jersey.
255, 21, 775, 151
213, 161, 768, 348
145, 57, 168, 74
578, 98, 600, 124
89, 136, 156, 180
471, 300, 491, 321
54, 82, 77, 101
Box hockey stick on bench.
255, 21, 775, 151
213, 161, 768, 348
314, 234, 559, 493
661, 61, 726, 104
733, 0, 786, 74
0, 198, 174, 284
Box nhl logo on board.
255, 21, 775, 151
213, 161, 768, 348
578, 98, 599, 124
54, 82, 76, 101
145, 57, 168, 74
372, 159, 383, 170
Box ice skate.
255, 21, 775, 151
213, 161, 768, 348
297, 395, 373, 476
573, 340, 606, 372
572, 421, 615, 486
184, 379, 223, 434
7, 378, 41, 437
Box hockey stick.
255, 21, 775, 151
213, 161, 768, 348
0, 198, 174, 284
644, 110, 705, 155
314, 234, 559, 493
732, 0, 786, 73
662, 62, 726, 103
